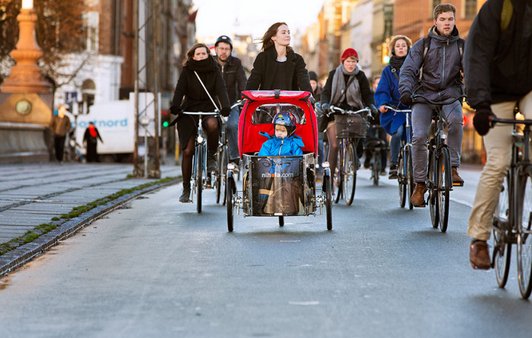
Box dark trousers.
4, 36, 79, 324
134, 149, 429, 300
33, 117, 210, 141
54, 136, 66, 162
86, 143, 99, 162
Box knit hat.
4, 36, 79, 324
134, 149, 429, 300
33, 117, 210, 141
340, 48, 359, 62
308, 71, 318, 81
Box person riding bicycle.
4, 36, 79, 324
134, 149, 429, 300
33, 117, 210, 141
246, 22, 312, 92
258, 111, 304, 156
170, 43, 230, 203
320, 47, 377, 181
399, 3, 465, 207
465, 0, 532, 270
214, 35, 247, 167
375, 35, 413, 179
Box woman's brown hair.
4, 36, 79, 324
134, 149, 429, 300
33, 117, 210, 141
184, 43, 210, 65
261, 22, 293, 52
389, 35, 412, 56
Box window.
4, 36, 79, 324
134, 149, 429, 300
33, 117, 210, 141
464, 0, 477, 19
252, 104, 306, 125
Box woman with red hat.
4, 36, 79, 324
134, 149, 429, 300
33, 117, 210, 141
320, 47, 376, 179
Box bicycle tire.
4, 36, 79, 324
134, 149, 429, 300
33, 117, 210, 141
226, 171, 234, 232
196, 149, 203, 214
323, 168, 333, 230
492, 174, 512, 288
428, 148, 438, 228
398, 148, 407, 208
437, 147, 451, 233
279, 216, 284, 227
343, 141, 357, 206
372, 149, 380, 186
406, 146, 415, 210
517, 168, 532, 299
334, 142, 344, 204
216, 145, 227, 204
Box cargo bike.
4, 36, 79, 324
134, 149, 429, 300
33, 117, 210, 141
225, 90, 333, 232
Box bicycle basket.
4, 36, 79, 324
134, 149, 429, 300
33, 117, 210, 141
335, 113, 368, 138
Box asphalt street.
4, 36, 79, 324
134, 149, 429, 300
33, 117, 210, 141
1, 167, 531, 337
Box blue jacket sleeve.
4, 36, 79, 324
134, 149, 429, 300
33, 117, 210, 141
375, 67, 393, 108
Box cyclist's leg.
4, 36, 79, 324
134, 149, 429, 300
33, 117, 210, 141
379, 127, 388, 173
442, 100, 464, 168
226, 105, 240, 162
317, 132, 325, 176
180, 137, 195, 201
411, 103, 432, 183
204, 116, 220, 172
467, 100, 516, 241
326, 122, 338, 178
390, 124, 404, 167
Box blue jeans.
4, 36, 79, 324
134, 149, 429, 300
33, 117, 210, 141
389, 124, 404, 166
226, 106, 240, 161
317, 133, 325, 174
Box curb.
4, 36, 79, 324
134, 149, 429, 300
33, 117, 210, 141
0, 178, 179, 277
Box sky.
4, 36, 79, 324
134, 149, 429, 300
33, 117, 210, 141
193, 0, 326, 40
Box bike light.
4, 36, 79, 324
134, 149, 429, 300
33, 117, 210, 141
227, 163, 236, 171
197, 135, 204, 143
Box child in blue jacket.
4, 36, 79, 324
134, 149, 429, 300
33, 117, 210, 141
258, 111, 304, 156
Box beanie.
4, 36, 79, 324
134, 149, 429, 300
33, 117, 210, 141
340, 48, 359, 62
308, 71, 318, 81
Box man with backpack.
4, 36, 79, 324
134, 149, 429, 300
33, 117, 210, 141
399, 3, 465, 207
465, 0, 532, 270
214, 35, 247, 166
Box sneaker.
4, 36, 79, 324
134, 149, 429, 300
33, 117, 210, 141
388, 164, 398, 179
207, 153, 217, 173
452, 167, 464, 186
469, 239, 491, 270
411, 182, 427, 207
179, 187, 191, 203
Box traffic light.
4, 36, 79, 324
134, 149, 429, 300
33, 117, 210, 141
161, 110, 170, 128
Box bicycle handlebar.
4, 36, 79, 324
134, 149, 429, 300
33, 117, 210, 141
491, 117, 532, 126
328, 105, 371, 117
182, 111, 220, 116
382, 105, 412, 113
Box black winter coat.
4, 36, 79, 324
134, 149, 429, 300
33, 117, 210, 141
171, 56, 230, 149
216, 56, 247, 104
246, 47, 312, 92
464, 0, 532, 108
399, 26, 464, 104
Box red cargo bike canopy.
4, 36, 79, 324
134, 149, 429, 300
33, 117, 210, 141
238, 90, 318, 157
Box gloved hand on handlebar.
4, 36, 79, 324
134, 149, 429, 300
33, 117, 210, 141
400, 91, 413, 106
169, 105, 182, 126
221, 107, 231, 117
320, 103, 330, 114
473, 105, 496, 136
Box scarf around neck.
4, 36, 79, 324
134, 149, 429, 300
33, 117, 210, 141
389, 55, 406, 71
185, 57, 217, 73
330, 64, 363, 109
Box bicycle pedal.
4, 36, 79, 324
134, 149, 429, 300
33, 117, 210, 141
452, 182, 464, 187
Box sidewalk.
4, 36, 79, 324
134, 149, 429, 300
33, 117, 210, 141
0, 162, 180, 276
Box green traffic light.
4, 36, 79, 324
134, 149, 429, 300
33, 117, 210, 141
163, 121, 169, 128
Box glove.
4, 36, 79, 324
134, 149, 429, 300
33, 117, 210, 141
370, 104, 380, 125
473, 106, 496, 136
169, 105, 182, 117
400, 91, 413, 106
220, 107, 231, 117
320, 103, 330, 115
168, 105, 182, 126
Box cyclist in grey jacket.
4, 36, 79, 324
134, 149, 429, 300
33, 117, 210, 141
399, 3, 465, 207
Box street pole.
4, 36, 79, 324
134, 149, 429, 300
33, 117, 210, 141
132, 0, 141, 177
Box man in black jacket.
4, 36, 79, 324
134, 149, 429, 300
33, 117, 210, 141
214, 35, 247, 164
399, 3, 465, 207
465, 0, 532, 270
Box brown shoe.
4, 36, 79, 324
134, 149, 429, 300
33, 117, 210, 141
469, 240, 491, 270
452, 167, 464, 186
411, 182, 427, 207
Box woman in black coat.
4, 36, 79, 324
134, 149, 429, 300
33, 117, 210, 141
170, 43, 230, 203
246, 22, 312, 92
